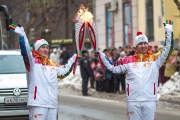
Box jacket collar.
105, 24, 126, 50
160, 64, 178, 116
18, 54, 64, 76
133, 51, 153, 62
32, 50, 54, 65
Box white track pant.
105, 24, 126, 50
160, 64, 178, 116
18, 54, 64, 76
127, 101, 156, 120
29, 106, 57, 120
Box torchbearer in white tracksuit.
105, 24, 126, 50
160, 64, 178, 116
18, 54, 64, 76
98, 20, 174, 120
9, 24, 77, 120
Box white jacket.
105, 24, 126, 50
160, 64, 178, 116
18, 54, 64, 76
16, 27, 76, 108
99, 27, 173, 102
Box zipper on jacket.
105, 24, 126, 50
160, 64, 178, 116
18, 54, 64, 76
34, 86, 37, 100
140, 54, 142, 98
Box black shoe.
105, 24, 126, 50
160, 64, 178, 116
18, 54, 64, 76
83, 93, 90, 96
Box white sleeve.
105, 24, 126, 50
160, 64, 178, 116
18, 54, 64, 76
19, 34, 34, 60
155, 28, 173, 68
18, 30, 34, 71
56, 54, 77, 78
99, 51, 128, 73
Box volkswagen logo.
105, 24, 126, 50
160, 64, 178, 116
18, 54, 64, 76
13, 88, 21, 96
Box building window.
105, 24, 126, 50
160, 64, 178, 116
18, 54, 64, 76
123, 1, 132, 46
146, 0, 154, 42
105, 4, 114, 48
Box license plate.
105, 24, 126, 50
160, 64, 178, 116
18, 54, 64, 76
4, 97, 27, 104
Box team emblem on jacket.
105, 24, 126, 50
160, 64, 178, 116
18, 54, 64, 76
50, 67, 55, 73
144, 62, 152, 67
34, 114, 43, 118
132, 62, 138, 68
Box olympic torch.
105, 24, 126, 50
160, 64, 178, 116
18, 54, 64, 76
72, 4, 104, 75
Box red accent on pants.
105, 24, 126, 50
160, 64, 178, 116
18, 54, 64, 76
34, 86, 37, 100
128, 84, 130, 96
154, 83, 156, 95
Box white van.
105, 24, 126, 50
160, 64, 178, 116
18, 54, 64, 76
0, 50, 28, 116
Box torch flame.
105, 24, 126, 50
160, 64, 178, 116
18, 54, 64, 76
77, 8, 93, 22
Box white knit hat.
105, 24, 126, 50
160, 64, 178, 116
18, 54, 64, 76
53, 48, 57, 52
34, 38, 49, 50
120, 51, 126, 56
135, 32, 148, 47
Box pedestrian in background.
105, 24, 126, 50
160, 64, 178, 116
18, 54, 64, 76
60, 47, 70, 65
153, 45, 159, 54
56, 48, 61, 65
119, 51, 126, 94
50, 48, 57, 61
94, 63, 104, 92
79, 50, 93, 96
164, 49, 178, 80
89, 50, 98, 89
103, 49, 113, 93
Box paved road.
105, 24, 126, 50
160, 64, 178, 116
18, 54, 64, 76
1, 94, 180, 120
0, 116, 28, 120
58, 94, 180, 120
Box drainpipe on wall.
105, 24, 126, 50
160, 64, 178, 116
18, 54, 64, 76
92, 0, 97, 49
92, 0, 96, 20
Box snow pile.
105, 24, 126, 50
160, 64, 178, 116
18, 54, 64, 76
158, 72, 180, 104
58, 65, 82, 91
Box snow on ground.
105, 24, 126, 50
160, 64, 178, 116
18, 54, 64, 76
58, 65, 126, 101
58, 65, 82, 91
157, 72, 180, 104
58, 65, 180, 105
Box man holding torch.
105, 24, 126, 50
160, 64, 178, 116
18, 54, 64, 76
98, 20, 174, 120
9, 24, 77, 120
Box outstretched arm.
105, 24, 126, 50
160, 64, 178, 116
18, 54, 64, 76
9, 24, 33, 71
99, 51, 128, 73
57, 54, 77, 79
155, 20, 174, 68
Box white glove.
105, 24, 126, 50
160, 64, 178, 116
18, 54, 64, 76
9, 24, 25, 36
163, 20, 173, 32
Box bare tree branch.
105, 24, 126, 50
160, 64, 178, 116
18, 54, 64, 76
174, 0, 180, 12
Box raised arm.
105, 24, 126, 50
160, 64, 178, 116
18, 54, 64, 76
9, 24, 33, 71
57, 54, 77, 79
99, 51, 128, 73
155, 20, 174, 68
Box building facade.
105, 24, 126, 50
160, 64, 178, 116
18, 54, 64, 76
95, 0, 180, 49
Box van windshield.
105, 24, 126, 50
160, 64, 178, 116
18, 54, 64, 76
0, 55, 26, 74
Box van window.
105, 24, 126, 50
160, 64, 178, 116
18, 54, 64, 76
0, 55, 26, 74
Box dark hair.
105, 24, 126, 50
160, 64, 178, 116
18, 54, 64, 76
154, 46, 158, 48
111, 48, 116, 51
103, 49, 109, 52
82, 50, 88, 54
